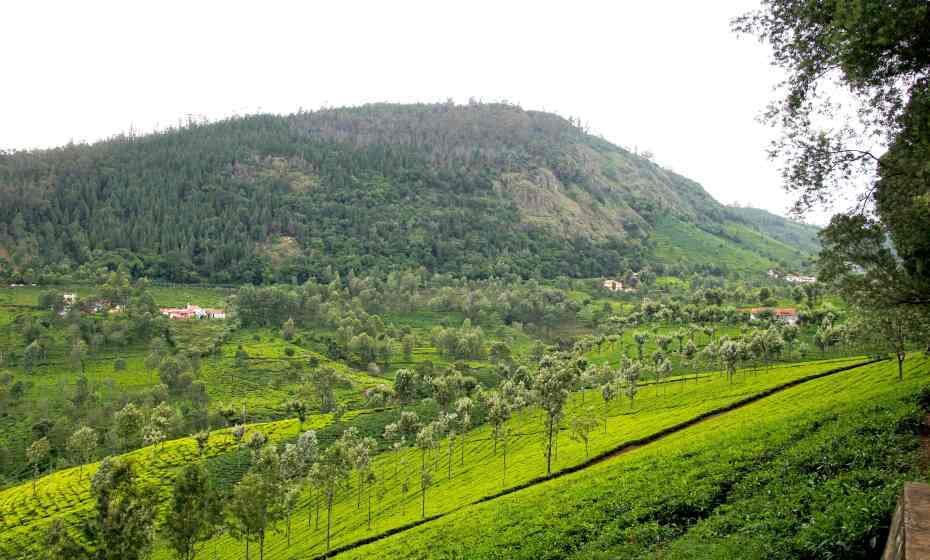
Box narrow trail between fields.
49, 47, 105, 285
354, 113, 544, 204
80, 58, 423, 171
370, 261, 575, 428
321, 357, 883, 559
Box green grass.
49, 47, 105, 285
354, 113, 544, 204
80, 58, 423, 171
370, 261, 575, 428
651, 217, 777, 274
722, 221, 809, 267
339, 355, 928, 559
143, 356, 866, 559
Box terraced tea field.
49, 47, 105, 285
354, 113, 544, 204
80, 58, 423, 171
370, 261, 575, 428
339, 355, 930, 559
169, 356, 865, 559
0, 414, 334, 559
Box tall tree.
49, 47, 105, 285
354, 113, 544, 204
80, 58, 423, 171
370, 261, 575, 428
533, 354, 573, 475
163, 463, 221, 560
308, 434, 352, 554
68, 426, 97, 477
114, 403, 145, 452
415, 423, 437, 518
27, 437, 50, 495
90, 457, 158, 560
227, 445, 282, 560
735, 1, 930, 320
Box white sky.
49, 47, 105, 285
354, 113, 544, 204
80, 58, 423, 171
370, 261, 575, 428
0, 0, 822, 223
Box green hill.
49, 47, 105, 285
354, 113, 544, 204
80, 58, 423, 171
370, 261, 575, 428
0, 103, 815, 283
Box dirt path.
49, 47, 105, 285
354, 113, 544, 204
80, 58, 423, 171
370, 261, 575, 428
323, 357, 882, 559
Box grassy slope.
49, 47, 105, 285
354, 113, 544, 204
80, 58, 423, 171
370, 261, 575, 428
721, 221, 809, 267
147, 356, 864, 559
650, 217, 778, 274
726, 205, 821, 255
340, 356, 928, 559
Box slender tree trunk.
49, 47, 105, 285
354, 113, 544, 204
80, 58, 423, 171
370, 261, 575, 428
448, 437, 454, 479
546, 417, 553, 475
246, 537, 250, 560
287, 513, 291, 547
259, 532, 264, 560
326, 492, 334, 553
420, 448, 427, 517
898, 350, 906, 380
460, 433, 465, 465
502, 432, 508, 486
367, 493, 372, 529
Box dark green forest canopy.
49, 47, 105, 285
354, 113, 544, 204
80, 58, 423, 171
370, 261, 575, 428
0, 103, 816, 283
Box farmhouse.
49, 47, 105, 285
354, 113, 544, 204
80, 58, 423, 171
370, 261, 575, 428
159, 304, 226, 320
602, 278, 635, 293
748, 307, 799, 325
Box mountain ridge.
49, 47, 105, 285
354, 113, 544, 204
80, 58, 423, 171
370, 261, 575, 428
0, 103, 817, 283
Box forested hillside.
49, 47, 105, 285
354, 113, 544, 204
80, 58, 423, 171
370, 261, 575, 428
0, 103, 815, 283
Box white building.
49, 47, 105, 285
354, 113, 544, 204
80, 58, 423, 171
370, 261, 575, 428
784, 274, 816, 284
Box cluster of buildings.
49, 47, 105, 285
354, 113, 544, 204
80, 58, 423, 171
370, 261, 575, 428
159, 303, 226, 320
601, 278, 636, 293
767, 269, 817, 284
46, 293, 225, 321
747, 307, 799, 325
60, 293, 122, 315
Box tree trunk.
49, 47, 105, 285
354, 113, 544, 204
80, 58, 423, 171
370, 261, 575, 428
502, 434, 508, 486
259, 532, 264, 560
367, 493, 372, 529
898, 350, 906, 380
546, 417, 553, 475
420, 448, 427, 517
326, 493, 334, 553
448, 438, 454, 479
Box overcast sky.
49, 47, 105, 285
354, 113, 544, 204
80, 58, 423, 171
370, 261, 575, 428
1, 0, 822, 223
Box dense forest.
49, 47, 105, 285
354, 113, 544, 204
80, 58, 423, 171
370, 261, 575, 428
0, 103, 817, 283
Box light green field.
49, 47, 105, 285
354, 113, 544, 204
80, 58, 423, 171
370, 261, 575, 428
0, 414, 332, 559
170, 356, 862, 559
339, 355, 929, 559
0, 356, 868, 559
